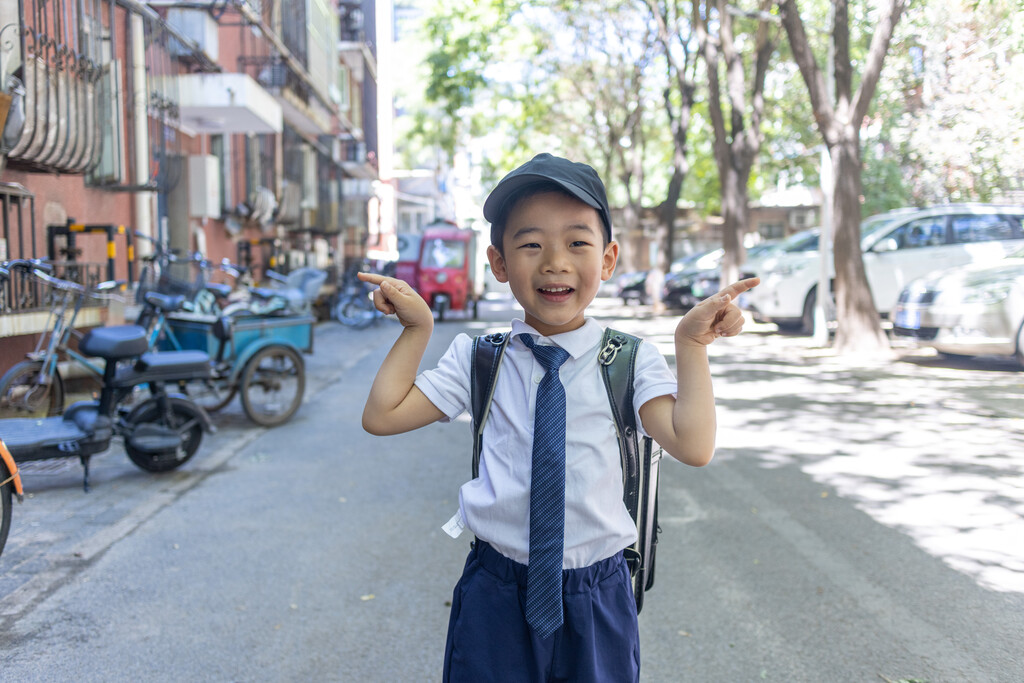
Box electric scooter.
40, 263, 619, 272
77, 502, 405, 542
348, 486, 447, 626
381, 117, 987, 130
0, 272, 216, 491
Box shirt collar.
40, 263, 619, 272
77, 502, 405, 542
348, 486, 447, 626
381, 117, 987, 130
510, 318, 603, 360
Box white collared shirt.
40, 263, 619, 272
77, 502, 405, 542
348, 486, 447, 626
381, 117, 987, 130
415, 318, 678, 569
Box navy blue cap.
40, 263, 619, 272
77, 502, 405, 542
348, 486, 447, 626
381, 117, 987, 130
483, 153, 613, 242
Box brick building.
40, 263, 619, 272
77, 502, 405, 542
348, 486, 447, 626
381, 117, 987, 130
0, 0, 391, 371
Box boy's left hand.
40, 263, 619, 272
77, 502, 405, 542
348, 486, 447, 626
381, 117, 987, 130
676, 277, 760, 347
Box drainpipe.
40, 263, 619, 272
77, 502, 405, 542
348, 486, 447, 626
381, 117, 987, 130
131, 12, 154, 255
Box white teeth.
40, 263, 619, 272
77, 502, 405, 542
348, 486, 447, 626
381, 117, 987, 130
541, 287, 571, 293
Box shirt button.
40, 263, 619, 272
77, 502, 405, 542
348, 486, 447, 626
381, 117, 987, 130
534, 376, 542, 384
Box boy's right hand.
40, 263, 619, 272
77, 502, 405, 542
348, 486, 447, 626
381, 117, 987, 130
357, 273, 434, 330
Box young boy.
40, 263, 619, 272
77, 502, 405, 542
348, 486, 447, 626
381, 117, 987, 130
359, 153, 758, 682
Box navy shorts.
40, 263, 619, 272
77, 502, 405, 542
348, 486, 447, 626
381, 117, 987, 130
443, 540, 640, 683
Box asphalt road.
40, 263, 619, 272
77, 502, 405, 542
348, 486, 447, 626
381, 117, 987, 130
1, 295, 1022, 682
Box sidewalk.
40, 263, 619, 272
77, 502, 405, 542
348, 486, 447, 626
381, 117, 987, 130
0, 318, 403, 610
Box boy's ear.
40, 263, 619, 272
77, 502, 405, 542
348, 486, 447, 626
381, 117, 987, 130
601, 241, 619, 280
486, 245, 509, 283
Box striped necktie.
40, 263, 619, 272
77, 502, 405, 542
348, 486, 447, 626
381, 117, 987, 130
519, 333, 570, 639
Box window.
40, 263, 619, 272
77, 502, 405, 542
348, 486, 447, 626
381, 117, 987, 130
886, 217, 947, 249
87, 61, 126, 185
210, 134, 232, 213
951, 214, 1024, 244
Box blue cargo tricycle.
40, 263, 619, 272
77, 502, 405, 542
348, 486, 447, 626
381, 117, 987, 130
162, 312, 314, 427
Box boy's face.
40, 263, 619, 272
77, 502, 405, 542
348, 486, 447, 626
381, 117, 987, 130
487, 191, 618, 337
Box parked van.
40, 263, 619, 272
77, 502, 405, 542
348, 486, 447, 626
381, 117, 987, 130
746, 205, 1024, 333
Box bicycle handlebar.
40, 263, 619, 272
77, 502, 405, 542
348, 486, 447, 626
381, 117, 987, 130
29, 270, 126, 302
2, 258, 54, 273
32, 268, 86, 293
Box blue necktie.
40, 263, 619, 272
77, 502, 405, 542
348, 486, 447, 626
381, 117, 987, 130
519, 333, 570, 640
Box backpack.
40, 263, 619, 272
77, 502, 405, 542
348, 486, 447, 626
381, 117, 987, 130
470, 328, 662, 613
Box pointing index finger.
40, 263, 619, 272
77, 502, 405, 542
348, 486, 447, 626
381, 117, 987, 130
719, 277, 760, 300
356, 272, 386, 285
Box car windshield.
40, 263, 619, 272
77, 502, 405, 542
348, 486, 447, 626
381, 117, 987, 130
671, 248, 721, 272
777, 229, 819, 252
420, 238, 466, 268
746, 241, 780, 259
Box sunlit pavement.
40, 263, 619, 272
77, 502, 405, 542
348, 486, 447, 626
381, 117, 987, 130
588, 295, 1024, 596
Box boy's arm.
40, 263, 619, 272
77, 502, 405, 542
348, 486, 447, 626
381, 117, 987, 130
357, 273, 446, 435
639, 277, 759, 467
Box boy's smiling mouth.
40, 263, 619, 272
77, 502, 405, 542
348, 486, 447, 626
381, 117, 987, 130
537, 285, 575, 301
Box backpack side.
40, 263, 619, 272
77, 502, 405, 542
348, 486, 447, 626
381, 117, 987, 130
598, 328, 661, 614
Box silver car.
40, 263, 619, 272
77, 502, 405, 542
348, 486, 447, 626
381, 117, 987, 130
893, 245, 1024, 365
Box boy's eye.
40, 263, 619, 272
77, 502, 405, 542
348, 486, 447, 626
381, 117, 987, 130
517, 242, 541, 249
570, 240, 591, 248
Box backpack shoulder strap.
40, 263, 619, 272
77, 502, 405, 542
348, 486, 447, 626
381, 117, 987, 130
598, 328, 643, 518
599, 327, 662, 612
470, 332, 510, 479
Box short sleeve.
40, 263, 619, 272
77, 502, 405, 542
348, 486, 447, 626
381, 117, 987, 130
414, 333, 473, 421
632, 340, 677, 438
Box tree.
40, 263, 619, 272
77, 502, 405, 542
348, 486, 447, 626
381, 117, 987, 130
693, 0, 777, 285
779, 0, 909, 354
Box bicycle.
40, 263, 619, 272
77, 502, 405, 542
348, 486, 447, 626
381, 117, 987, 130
333, 262, 385, 329
0, 261, 125, 419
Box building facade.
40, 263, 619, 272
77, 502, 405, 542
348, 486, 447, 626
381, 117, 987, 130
0, 0, 391, 370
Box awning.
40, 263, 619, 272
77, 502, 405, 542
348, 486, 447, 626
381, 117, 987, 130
176, 73, 282, 134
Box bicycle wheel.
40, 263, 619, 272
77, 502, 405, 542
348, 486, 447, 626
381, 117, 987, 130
0, 460, 12, 559
339, 298, 377, 329
124, 397, 205, 472
239, 345, 305, 427
184, 375, 237, 413
0, 361, 65, 419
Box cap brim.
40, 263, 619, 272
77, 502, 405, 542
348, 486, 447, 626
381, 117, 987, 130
483, 173, 603, 224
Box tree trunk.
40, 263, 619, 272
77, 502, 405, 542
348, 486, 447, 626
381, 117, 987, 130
720, 164, 747, 286
779, 0, 907, 356
660, 164, 686, 265
831, 136, 890, 355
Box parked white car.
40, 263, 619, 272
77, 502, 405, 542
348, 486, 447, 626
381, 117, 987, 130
745, 205, 1024, 333
893, 245, 1024, 365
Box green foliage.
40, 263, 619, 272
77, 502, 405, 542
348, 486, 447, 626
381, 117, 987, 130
401, 0, 1024, 227
414, 0, 524, 157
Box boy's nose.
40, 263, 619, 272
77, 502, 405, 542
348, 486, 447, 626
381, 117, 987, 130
542, 249, 571, 273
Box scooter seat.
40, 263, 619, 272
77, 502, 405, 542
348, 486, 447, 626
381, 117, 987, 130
79, 325, 150, 360
115, 350, 211, 385
204, 282, 232, 299
144, 291, 187, 312
248, 286, 278, 301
